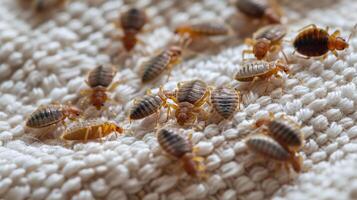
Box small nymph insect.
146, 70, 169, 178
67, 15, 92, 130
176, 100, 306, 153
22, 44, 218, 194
141, 46, 182, 83
80, 65, 122, 110
293, 24, 354, 59
210, 86, 241, 119
175, 22, 230, 41
235, 60, 289, 82
26, 104, 81, 129
243, 24, 287, 61
117, 7, 147, 51
165, 79, 210, 126
255, 115, 304, 152
235, 0, 282, 24
245, 134, 302, 172
157, 128, 205, 177
129, 88, 169, 122
61, 119, 123, 142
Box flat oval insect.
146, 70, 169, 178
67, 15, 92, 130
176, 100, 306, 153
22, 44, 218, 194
81, 65, 120, 110
119, 7, 147, 51
235, 60, 289, 82
157, 128, 205, 177
141, 46, 182, 83
235, 0, 282, 24
210, 87, 240, 119
166, 80, 210, 126
26, 104, 81, 128
255, 118, 304, 151
245, 134, 302, 172
129, 93, 164, 120
293, 25, 350, 59
243, 24, 287, 60
175, 22, 229, 39
61, 119, 123, 141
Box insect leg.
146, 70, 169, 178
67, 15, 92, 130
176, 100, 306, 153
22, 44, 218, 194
84, 127, 90, 142
194, 90, 210, 107
98, 126, 103, 143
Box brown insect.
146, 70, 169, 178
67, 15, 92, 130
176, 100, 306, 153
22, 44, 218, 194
117, 7, 147, 51
245, 134, 302, 172
235, 60, 289, 82
243, 24, 287, 61
175, 22, 230, 40
235, 0, 282, 24
80, 65, 121, 110
210, 87, 240, 119
141, 46, 182, 83
165, 80, 210, 126
26, 104, 81, 129
157, 128, 205, 177
61, 119, 123, 142
129, 88, 169, 121
255, 116, 304, 152
293, 24, 353, 59
32, 0, 67, 12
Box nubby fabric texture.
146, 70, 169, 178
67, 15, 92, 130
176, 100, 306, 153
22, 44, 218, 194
0, 0, 357, 199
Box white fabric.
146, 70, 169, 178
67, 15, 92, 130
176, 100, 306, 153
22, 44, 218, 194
1, 0, 357, 199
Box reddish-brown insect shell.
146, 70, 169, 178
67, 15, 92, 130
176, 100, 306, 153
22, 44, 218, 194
141, 46, 182, 83
235, 0, 282, 24
26, 104, 81, 128
157, 128, 204, 177
210, 87, 240, 119
120, 7, 147, 51
175, 22, 229, 38
61, 119, 123, 141
293, 25, 349, 58
129, 94, 164, 120
245, 134, 302, 172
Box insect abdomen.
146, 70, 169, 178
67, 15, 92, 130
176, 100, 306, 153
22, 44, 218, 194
27, 106, 64, 128
211, 87, 239, 119
141, 51, 171, 83
190, 23, 228, 36
246, 135, 290, 161
236, 0, 267, 18
129, 95, 163, 120
235, 61, 270, 81
121, 8, 146, 32
293, 28, 329, 57
88, 65, 115, 88
157, 129, 192, 158
177, 80, 207, 104
268, 121, 302, 148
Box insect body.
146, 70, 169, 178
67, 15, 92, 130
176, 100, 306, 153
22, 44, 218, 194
26, 104, 81, 128
235, 0, 282, 24
157, 128, 205, 177
245, 134, 302, 172
166, 80, 210, 126
243, 24, 287, 60
293, 25, 349, 58
175, 22, 229, 39
61, 119, 123, 141
141, 46, 182, 83
255, 117, 304, 152
81, 65, 120, 110
210, 87, 240, 119
32, 0, 67, 12
235, 60, 289, 82
119, 7, 147, 51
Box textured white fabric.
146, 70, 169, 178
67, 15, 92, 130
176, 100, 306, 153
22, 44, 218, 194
1, 0, 357, 199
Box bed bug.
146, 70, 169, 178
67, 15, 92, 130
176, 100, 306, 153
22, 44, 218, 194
255, 118, 304, 152
245, 134, 302, 172
235, 60, 289, 82
292, 24, 353, 59
166, 80, 210, 126
32, 0, 67, 12
175, 22, 230, 40
129, 88, 169, 121
80, 65, 121, 110
141, 46, 182, 83
61, 119, 123, 142
210, 87, 240, 119
118, 7, 147, 51
235, 0, 282, 24
243, 24, 287, 61
157, 128, 205, 177
26, 104, 81, 128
